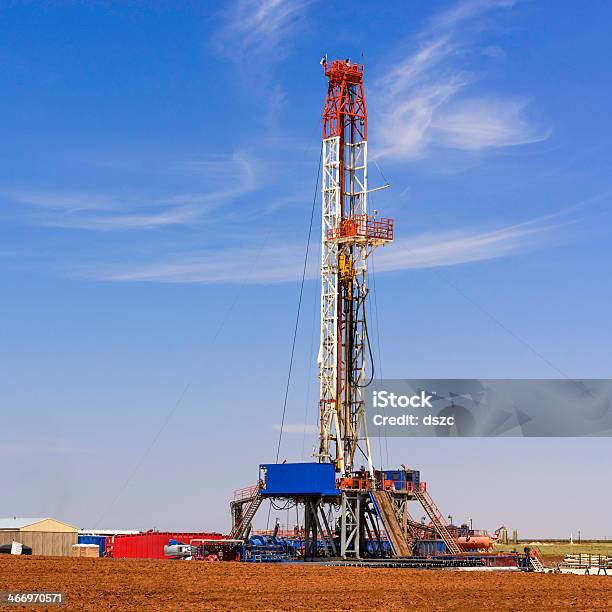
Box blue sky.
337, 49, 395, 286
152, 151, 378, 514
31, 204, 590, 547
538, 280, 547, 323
1, 0, 611, 537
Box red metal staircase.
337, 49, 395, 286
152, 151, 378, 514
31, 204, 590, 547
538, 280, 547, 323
529, 548, 546, 572
413, 488, 461, 555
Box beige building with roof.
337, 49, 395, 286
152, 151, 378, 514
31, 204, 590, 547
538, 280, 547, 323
0, 517, 78, 556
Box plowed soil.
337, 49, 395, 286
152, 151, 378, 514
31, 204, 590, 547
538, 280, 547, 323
1, 556, 611, 611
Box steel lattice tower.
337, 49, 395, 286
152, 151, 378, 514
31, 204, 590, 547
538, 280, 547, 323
229, 60, 462, 563
317, 59, 393, 479
229, 61, 462, 563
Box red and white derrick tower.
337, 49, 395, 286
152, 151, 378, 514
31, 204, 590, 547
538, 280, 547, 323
230, 60, 461, 561
317, 59, 393, 479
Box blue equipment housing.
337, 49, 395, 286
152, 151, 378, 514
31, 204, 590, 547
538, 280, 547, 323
413, 539, 448, 556
242, 535, 300, 563
379, 469, 420, 491
77, 534, 106, 557
259, 462, 339, 497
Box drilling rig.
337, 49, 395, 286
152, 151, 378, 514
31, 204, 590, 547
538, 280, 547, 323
230, 58, 460, 561
317, 58, 393, 480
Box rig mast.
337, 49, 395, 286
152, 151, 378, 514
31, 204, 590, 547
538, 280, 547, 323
231, 60, 461, 562
317, 59, 393, 479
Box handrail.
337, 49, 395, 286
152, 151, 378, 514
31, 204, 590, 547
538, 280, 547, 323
377, 479, 427, 493
233, 484, 260, 501
418, 488, 449, 526
327, 214, 394, 241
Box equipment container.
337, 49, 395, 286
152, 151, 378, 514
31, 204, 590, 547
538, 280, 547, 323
77, 534, 107, 557
259, 463, 338, 497
107, 532, 224, 559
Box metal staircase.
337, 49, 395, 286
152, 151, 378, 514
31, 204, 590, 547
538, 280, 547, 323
413, 489, 461, 555
230, 493, 262, 541
529, 550, 546, 572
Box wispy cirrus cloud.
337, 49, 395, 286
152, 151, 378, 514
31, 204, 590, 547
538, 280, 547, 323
373, 0, 548, 160
375, 219, 555, 272
213, 0, 308, 63
211, 0, 311, 122
4, 152, 258, 231
426, 0, 518, 32
82, 211, 565, 284
89, 243, 306, 283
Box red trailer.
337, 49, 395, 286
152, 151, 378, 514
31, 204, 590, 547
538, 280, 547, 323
106, 531, 225, 559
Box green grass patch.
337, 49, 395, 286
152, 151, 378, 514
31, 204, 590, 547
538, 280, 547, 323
494, 541, 612, 558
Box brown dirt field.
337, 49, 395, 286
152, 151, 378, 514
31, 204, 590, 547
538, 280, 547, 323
1, 556, 611, 611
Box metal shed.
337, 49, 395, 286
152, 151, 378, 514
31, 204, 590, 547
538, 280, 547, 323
0, 517, 78, 556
